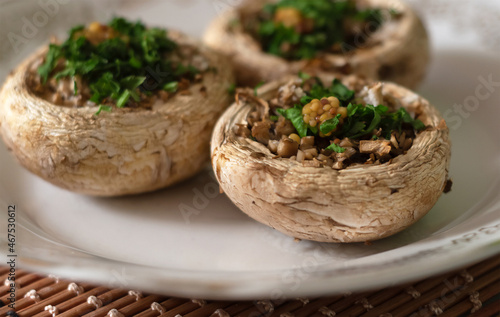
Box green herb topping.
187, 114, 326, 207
251, 0, 385, 60
277, 78, 425, 152
236, 77, 426, 169
37, 18, 200, 111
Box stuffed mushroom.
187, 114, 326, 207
211, 75, 451, 243
0, 18, 234, 196
204, 0, 429, 89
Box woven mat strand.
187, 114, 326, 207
0, 254, 499, 317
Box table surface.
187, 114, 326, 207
1, 253, 499, 317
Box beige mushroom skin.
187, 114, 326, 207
0, 32, 234, 196
211, 77, 451, 243
204, 0, 430, 89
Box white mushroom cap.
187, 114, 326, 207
203, 0, 430, 89
0, 31, 234, 196
211, 76, 451, 243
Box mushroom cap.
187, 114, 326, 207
0, 31, 234, 196
211, 76, 451, 243
203, 0, 430, 89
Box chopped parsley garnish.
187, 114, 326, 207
301, 78, 354, 106
254, 81, 266, 96
298, 71, 311, 80
277, 105, 310, 137
95, 105, 112, 115
37, 17, 199, 112
162, 81, 179, 93
255, 0, 384, 60
227, 83, 237, 95
274, 78, 425, 153
325, 142, 346, 153
320, 114, 341, 135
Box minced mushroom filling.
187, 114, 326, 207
234, 76, 426, 170
30, 18, 211, 114
237, 0, 400, 60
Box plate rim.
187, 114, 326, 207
5, 210, 500, 299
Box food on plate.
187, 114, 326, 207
0, 18, 234, 196
204, 0, 429, 89
211, 74, 451, 242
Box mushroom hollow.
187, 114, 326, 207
0, 31, 234, 196
211, 76, 451, 243
203, 0, 430, 89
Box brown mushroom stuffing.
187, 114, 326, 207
29, 17, 211, 113
234, 76, 426, 170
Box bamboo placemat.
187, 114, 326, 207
1, 254, 499, 317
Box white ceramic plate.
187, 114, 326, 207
1, 0, 500, 300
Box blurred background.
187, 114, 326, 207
1, 0, 499, 84
1, 0, 498, 74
